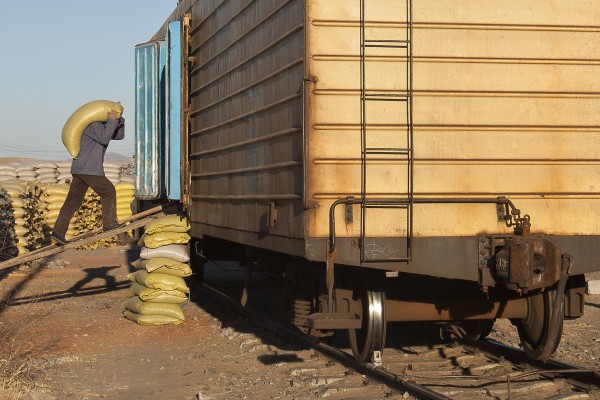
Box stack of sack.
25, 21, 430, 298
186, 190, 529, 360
0, 180, 46, 254
15, 164, 36, 181
115, 182, 135, 221
35, 162, 58, 184
73, 189, 116, 249
119, 158, 135, 183
124, 215, 192, 326
56, 161, 72, 184
104, 162, 121, 185
0, 165, 17, 182
42, 183, 76, 241
0, 187, 18, 261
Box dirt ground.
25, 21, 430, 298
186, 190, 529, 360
0, 252, 598, 400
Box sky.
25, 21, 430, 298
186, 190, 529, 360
0, 1, 178, 161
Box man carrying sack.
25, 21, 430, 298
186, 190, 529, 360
52, 110, 127, 245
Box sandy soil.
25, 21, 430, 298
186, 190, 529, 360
0, 255, 598, 400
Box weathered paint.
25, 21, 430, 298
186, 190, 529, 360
186, 0, 305, 245
305, 0, 600, 239
159, 40, 169, 198
168, 21, 182, 201
134, 42, 161, 199
149, 0, 600, 273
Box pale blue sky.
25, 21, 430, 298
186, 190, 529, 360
0, 1, 177, 160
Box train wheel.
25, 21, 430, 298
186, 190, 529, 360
348, 273, 386, 363
516, 289, 564, 360
463, 319, 495, 341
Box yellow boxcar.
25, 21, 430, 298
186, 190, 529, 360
147, 0, 600, 362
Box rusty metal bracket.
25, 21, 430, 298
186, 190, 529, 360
345, 196, 355, 223
268, 202, 278, 230
326, 242, 336, 313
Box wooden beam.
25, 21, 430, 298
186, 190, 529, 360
0, 205, 167, 271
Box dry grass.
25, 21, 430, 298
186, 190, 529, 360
0, 287, 41, 395
0, 335, 35, 392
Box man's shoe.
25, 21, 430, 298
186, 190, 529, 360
50, 233, 69, 245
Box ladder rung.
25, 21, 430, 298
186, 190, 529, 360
363, 40, 410, 49
364, 93, 409, 102
364, 148, 411, 155
365, 40, 410, 44
364, 203, 410, 209
363, 44, 408, 49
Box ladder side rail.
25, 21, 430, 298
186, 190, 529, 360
359, 0, 414, 263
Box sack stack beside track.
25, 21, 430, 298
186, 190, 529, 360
0, 188, 18, 261
124, 215, 191, 326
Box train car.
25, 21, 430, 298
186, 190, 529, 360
134, 0, 600, 363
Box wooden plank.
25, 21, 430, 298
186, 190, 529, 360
0, 205, 167, 271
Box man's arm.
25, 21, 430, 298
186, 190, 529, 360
86, 110, 123, 145
112, 118, 125, 141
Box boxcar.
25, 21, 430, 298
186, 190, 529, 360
135, 0, 600, 362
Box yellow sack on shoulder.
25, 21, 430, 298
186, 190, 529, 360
144, 215, 190, 235
62, 100, 124, 158
138, 232, 190, 249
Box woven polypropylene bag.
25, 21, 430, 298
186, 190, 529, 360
128, 282, 187, 304
140, 244, 190, 262
131, 257, 192, 277
127, 270, 189, 293
123, 296, 185, 321
138, 232, 191, 249
144, 215, 190, 235
123, 310, 183, 326
62, 100, 123, 158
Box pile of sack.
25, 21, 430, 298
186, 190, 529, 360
119, 160, 135, 183
115, 182, 135, 221
43, 183, 75, 240
124, 215, 192, 326
0, 188, 18, 261
0, 158, 137, 257
0, 165, 17, 182
104, 162, 121, 185
72, 189, 118, 249
35, 162, 59, 184
56, 161, 73, 184
15, 164, 36, 181
0, 180, 46, 255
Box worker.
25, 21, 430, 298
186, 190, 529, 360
51, 110, 127, 245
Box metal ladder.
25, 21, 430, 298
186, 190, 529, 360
359, 0, 414, 263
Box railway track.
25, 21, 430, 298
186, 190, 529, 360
195, 266, 600, 400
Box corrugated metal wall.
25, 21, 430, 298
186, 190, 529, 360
188, 0, 306, 254
183, 0, 600, 265
306, 0, 600, 238
134, 42, 161, 199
